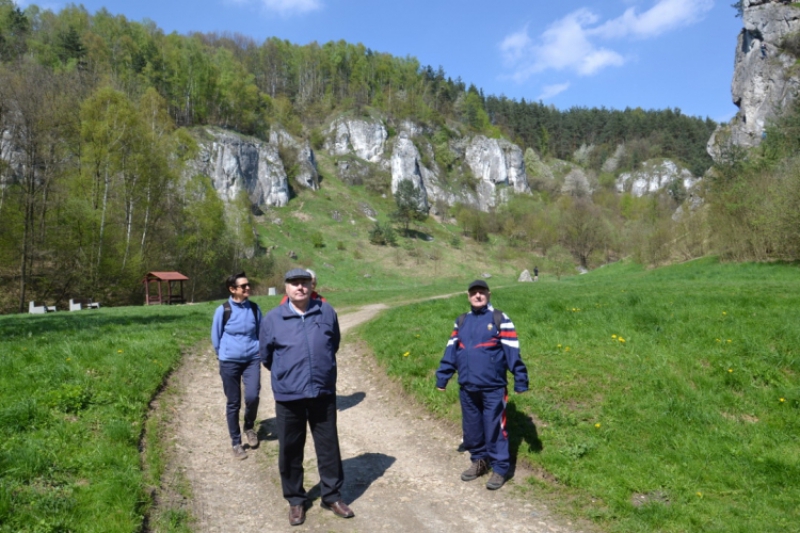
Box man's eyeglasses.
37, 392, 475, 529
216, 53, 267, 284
235, 283, 251, 289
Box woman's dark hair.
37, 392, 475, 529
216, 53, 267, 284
226, 272, 247, 290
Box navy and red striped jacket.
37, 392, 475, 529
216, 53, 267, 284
435, 304, 529, 392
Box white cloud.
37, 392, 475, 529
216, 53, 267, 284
499, 26, 533, 65
538, 83, 571, 101
501, 9, 625, 80
499, 0, 712, 82
591, 0, 714, 39
259, 0, 322, 16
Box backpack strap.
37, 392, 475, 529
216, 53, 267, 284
221, 300, 259, 331
492, 309, 504, 331
456, 309, 504, 332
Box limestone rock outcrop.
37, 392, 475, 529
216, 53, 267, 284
709, 0, 800, 159
327, 117, 531, 212
269, 128, 320, 191
461, 136, 530, 195
616, 159, 698, 197
186, 128, 290, 208
390, 135, 434, 210
324, 117, 388, 163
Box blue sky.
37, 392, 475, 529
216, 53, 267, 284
25, 0, 743, 121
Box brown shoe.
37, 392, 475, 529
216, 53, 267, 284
231, 444, 247, 460
289, 504, 306, 526
244, 428, 259, 448
461, 458, 489, 481
321, 499, 354, 518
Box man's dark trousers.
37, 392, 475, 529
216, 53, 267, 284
460, 387, 510, 476
275, 394, 344, 506
218, 358, 260, 446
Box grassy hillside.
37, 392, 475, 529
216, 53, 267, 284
251, 149, 539, 298
359, 258, 800, 533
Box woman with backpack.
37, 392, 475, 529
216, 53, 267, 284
211, 272, 262, 459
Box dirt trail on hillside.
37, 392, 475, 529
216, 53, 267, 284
162, 303, 592, 533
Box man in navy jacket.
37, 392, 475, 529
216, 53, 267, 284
436, 279, 529, 490
259, 268, 353, 526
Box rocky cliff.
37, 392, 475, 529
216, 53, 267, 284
616, 159, 698, 197
329, 118, 531, 212
186, 127, 320, 210
709, 0, 800, 159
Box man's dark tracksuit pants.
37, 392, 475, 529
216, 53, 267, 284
460, 387, 510, 476
219, 358, 261, 446
275, 394, 344, 506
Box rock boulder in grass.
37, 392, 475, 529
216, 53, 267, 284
518, 269, 533, 282
708, 0, 800, 160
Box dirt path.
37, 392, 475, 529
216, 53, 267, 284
164, 303, 591, 532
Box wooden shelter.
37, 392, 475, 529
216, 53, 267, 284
142, 271, 189, 305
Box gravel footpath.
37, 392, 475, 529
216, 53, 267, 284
158, 303, 593, 533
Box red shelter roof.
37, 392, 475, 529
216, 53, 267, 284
143, 271, 189, 281
142, 272, 189, 305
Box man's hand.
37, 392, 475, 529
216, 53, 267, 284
436, 387, 446, 391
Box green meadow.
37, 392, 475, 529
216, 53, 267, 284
1, 258, 799, 532
0, 303, 220, 533
360, 258, 800, 533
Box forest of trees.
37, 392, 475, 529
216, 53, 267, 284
0, 2, 729, 313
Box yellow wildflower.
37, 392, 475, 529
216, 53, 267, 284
728, 368, 733, 373
619, 338, 625, 343
612, 334, 617, 339
557, 344, 562, 349
595, 423, 601, 428
66, 358, 71, 362
403, 351, 410, 357
697, 492, 703, 498
780, 398, 786, 403
723, 311, 727, 316
117, 350, 123, 353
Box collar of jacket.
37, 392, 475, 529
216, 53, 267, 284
228, 296, 249, 307
470, 304, 490, 315
280, 298, 322, 319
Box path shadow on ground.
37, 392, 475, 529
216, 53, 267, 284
306, 452, 395, 504
337, 392, 366, 411
506, 401, 543, 478
256, 417, 279, 443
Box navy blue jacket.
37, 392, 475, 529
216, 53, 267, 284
259, 299, 341, 402
435, 305, 529, 392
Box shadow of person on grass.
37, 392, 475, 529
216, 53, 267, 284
506, 400, 543, 478
337, 392, 366, 411
306, 452, 396, 504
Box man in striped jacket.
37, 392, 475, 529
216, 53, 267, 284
436, 279, 529, 490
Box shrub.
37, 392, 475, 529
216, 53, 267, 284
368, 222, 397, 246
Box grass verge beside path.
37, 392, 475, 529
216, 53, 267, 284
358, 258, 800, 533
0, 302, 218, 533
0, 280, 469, 533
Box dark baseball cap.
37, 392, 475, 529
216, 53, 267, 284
468, 279, 489, 291
284, 268, 312, 282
